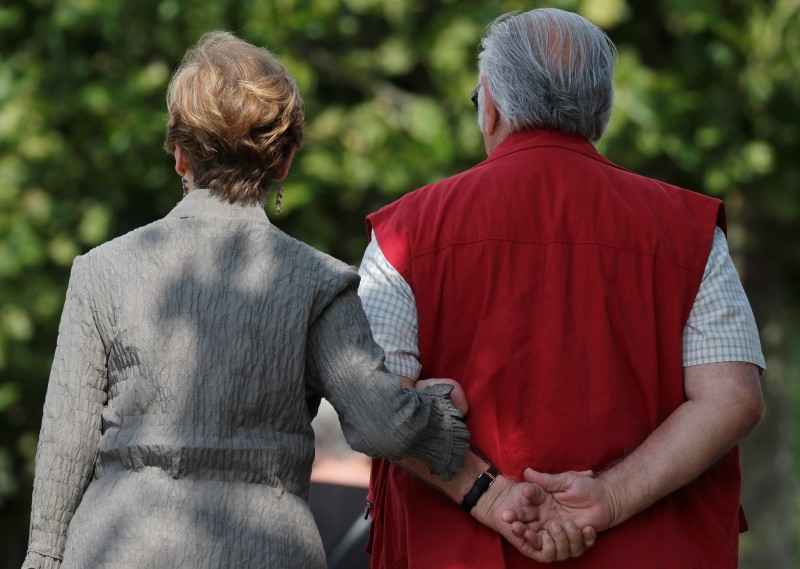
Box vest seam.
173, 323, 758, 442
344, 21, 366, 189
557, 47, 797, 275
407, 236, 704, 276
528, 244, 545, 456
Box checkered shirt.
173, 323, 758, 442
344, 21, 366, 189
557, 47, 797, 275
358, 227, 765, 380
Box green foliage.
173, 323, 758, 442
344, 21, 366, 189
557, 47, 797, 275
1, 0, 798, 566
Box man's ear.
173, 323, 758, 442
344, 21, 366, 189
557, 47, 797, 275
480, 76, 500, 136
276, 146, 297, 181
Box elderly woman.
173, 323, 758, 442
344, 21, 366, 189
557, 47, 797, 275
22, 31, 468, 569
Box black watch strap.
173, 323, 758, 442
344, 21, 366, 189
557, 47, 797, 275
460, 465, 500, 512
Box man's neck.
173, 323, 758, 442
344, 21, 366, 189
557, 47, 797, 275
483, 121, 513, 155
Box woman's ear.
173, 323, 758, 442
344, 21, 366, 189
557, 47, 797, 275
174, 144, 190, 177
276, 146, 297, 181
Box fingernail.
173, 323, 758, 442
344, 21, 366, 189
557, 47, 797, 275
566, 522, 576, 532
549, 522, 562, 533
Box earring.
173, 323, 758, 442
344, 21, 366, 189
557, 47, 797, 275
181, 177, 189, 196
274, 184, 284, 215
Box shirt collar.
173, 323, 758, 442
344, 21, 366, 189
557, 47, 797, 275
166, 189, 269, 222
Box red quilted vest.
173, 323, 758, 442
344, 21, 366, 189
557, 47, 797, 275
365, 130, 742, 568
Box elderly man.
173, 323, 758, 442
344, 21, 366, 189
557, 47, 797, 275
357, 7, 765, 568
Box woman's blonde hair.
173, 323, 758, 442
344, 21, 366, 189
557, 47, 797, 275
164, 31, 304, 205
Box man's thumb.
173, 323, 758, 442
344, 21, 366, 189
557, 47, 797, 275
524, 468, 567, 492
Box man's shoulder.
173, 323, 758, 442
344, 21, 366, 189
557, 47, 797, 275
371, 164, 483, 220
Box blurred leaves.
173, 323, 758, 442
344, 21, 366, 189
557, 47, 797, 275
0, 0, 798, 567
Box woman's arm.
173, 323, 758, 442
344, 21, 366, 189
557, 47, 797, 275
23, 256, 107, 569
305, 287, 468, 481
306, 289, 594, 561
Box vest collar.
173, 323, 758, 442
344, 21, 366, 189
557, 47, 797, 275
166, 189, 269, 222
483, 129, 615, 168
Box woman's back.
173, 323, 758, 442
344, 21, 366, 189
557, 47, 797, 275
53, 190, 356, 568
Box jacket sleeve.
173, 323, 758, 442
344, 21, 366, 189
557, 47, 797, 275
23, 255, 108, 568
305, 286, 468, 481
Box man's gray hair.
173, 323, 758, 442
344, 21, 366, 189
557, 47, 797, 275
478, 8, 617, 143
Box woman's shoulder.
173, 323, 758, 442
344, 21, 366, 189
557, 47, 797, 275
78, 217, 168, 264
272, 227, 358, 278
268, 230, 361, 313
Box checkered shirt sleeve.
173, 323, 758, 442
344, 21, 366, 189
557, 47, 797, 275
358, 228, 766, 379
682, 227, 766, 370
357, 233, 421, 380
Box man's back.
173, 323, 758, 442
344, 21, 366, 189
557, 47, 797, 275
365, 130, 741, 567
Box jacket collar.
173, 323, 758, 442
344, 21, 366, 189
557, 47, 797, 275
166, 189, 269, 222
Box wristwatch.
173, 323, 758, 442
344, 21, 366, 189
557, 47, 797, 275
460, 465, 500, 512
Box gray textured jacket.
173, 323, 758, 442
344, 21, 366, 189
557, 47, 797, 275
24, 190, 468, 569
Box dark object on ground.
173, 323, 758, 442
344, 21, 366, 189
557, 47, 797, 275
310, 482, 371, 569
